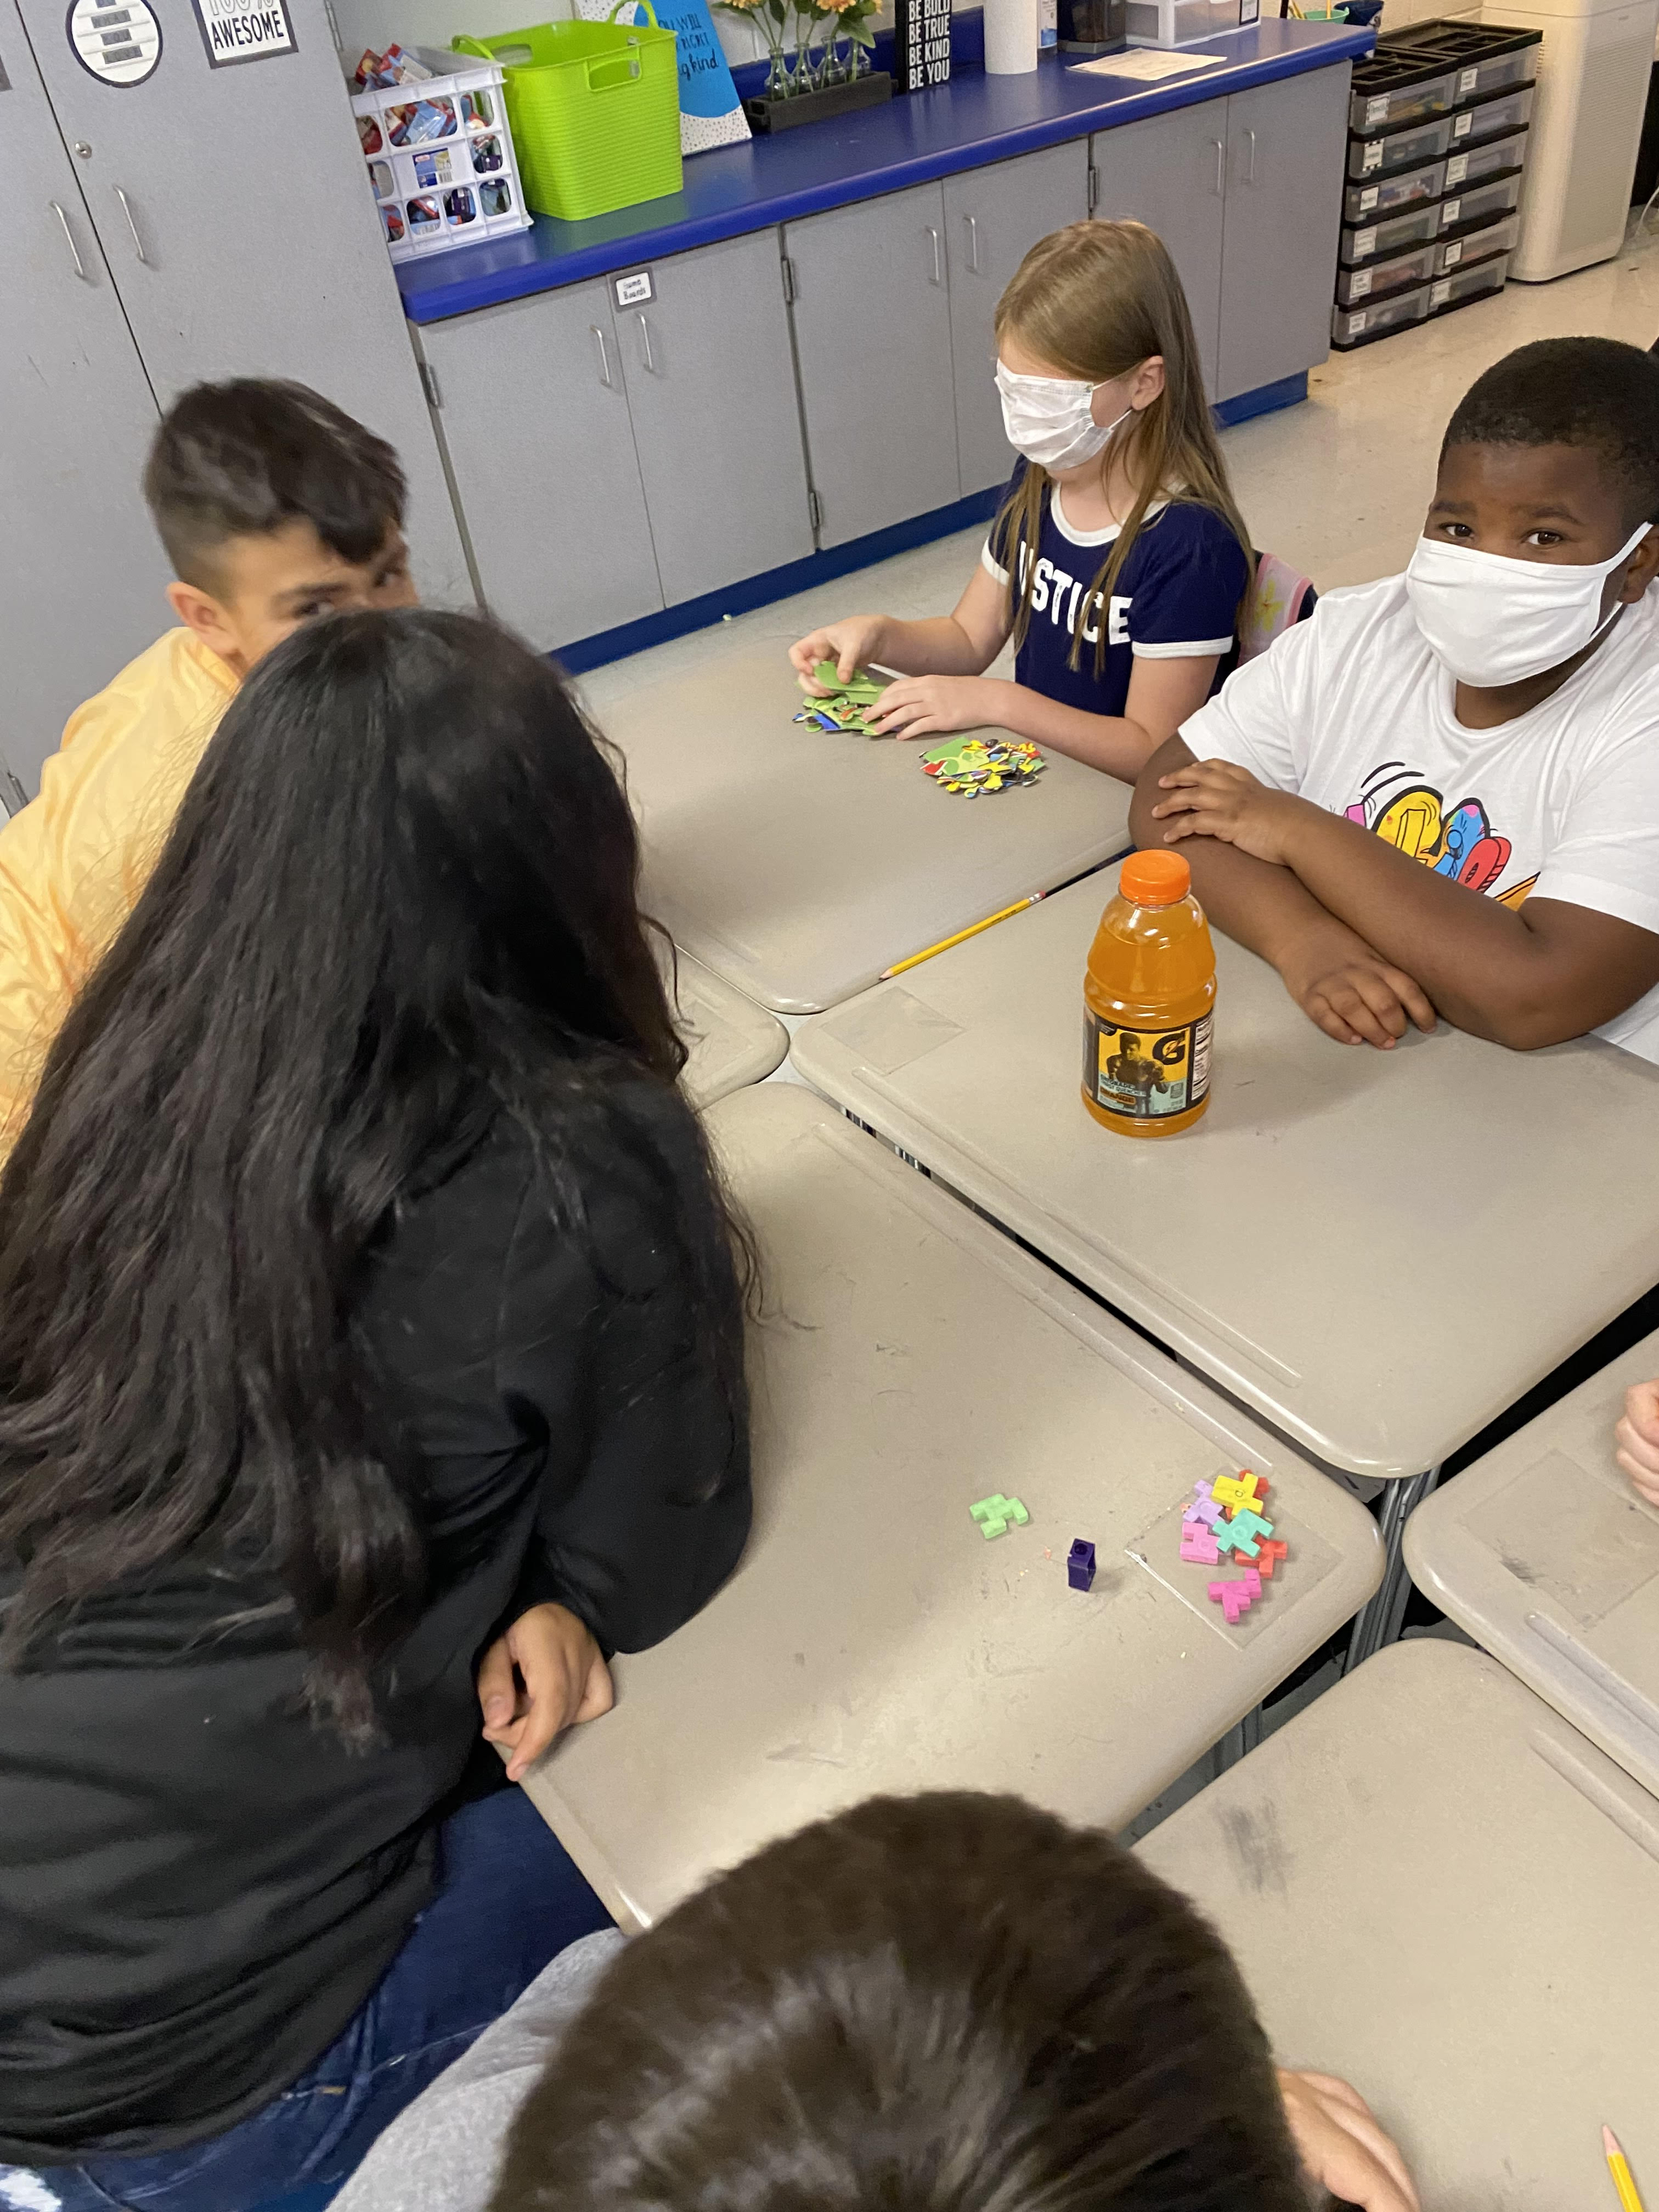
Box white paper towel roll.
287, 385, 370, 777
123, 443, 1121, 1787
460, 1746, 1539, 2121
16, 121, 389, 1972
984, 0, 1038, 73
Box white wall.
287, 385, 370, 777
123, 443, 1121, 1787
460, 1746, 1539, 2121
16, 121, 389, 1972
331, 0, 898, 82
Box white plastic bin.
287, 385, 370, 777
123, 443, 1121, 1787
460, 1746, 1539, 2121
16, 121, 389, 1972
352, 48, 533, 264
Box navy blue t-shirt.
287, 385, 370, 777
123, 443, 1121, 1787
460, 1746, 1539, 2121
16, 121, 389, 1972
984, 467, 1250, 718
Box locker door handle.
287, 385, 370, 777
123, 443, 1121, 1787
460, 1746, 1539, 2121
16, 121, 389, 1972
1210, 138, 1224, 196
1244, 128, 1258, 185
963, 212, 981, 274
636, 312, 657, 373
112, 185, 148, 263
926, 225, 943, 285
590, 323, 613, 388
48, 201, 88, 281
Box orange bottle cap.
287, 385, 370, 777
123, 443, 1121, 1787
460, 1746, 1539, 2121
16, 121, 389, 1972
1119, 849, 1192, 906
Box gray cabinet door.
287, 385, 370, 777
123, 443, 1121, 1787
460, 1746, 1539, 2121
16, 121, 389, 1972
420, 285, 662, 653
943, 144, 1090, 497
15, 0, 471, 604
1, 0, 170, 793
613, 232, 813, 607
1216, 67, 1350, 403
1089, 103, 1227, 399
785, 182, 960, 548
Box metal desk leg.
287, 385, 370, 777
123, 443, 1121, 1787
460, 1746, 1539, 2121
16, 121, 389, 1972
1345, 1466, 1442, 1671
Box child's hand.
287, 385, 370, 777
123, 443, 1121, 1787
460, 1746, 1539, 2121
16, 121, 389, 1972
1149, 758, 1305, 866
863, 674, 995, 741
477, 1601, 614, 1782
789, 617, 888, 693
1278, 2070, 1420, 2212
1615, 1380, 1659, 1506
1279, 923, 1437, 1051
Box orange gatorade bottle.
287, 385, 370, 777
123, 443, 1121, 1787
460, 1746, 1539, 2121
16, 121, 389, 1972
1082, 849, 1216, 1138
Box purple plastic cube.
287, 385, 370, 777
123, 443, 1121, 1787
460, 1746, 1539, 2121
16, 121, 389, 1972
1066, 1538, 1096, 1592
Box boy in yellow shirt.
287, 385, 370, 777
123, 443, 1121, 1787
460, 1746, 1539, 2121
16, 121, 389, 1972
0, 379, 417, 1139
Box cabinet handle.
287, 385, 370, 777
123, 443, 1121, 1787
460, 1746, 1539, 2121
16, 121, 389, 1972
1245, 127, 1258, 184
112, 184, 147, 263
1210, 138, 1224, 196
926, 224, 943, 286
590, 323, 613, 388
963, 212, 980, 275
48, 201, 88, 281
636, 312, 657, 373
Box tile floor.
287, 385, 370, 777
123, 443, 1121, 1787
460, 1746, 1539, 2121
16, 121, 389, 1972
578, 211, 1659, 725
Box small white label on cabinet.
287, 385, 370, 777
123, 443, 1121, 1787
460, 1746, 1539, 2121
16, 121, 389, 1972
1353, 225, 1378, 258
1453, 110, 1473, 139
1349, 268, 1373, 298
613, 268, 654, 307
1446, 153, 1468, 185
1458, 64, 1477, 94
68, 0, 162, 85
1347, 309, 1369, 335
1362, 139, 1383, 173
189, 0, 295, 65
1358, 184, 1379, 212
1443, 239, 1463, 267
1430, 278, 1451, 306
1441, 196, 1460, 228
1364, 93, 1389, 126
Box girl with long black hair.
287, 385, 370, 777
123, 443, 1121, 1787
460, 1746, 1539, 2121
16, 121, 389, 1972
0, 610, 752, 2212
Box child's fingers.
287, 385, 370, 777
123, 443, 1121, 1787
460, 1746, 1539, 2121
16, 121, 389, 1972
838, 644, 861, 682
1347, 969, 1410, 1042
1305, 991, 1364, 1048
1625, 1380, 1659, 1441
1379, 964, 1436, 1032
1321, 976, 1400, 1051
1616, 1447, 1659, 1505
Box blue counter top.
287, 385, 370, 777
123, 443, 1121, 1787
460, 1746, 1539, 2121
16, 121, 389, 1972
397, 18, 1369, 323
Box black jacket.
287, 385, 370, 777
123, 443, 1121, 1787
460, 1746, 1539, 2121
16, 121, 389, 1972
0, 1083, 750, 2163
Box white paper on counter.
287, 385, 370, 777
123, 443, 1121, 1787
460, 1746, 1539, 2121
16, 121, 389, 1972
1070, 47, 1227, 76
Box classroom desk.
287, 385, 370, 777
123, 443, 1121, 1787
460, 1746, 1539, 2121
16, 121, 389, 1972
1405, 1325, 1659, 1802
1138, 1639, 1659, 2204
789, 871, 1659, 1662
602, 651, 1131, 1014
674, 951, 787, 1108
520, 1086, 1382, 1928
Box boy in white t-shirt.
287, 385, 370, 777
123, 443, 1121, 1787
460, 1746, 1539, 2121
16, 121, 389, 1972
1127, 337, 1659, 1059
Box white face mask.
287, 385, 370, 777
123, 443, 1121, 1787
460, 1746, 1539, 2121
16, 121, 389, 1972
1404, 523, 1650, 688
995, 361, 1132, 475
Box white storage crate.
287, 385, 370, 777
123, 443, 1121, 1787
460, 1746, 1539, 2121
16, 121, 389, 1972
352, 48, 532, 266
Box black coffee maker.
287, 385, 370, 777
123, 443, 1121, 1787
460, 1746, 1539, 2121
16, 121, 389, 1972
1058, 0, 1126, 48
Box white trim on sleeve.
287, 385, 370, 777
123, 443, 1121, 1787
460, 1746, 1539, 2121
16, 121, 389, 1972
1530, 867, 1659, 942
981, 540, 1011, 588
1131, 636, 1234, 660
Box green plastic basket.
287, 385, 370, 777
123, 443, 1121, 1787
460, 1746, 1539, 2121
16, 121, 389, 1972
453, 6, 681, 225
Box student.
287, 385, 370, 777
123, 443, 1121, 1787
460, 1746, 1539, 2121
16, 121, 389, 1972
788, 221, 1252, 781
1132, 336, 1659, 1058
0, 377, 417, 1142
329, 1791, 1419, 2212
0, 612, 752, 2212
1615, 1378, 1659, 1505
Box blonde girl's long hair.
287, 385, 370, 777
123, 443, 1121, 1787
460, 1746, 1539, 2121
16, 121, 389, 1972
991, 219, 1253, 674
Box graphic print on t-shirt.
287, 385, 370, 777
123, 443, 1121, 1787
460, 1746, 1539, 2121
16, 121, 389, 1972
1343, 760, 1538, 910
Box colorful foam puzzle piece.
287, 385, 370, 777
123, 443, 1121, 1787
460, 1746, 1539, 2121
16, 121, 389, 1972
1180, 1526, 1220, 1565
1213, 1520, 1263, 1560
1207, 1578, 1256, 1625
1255, 1537, 1288, 1578
1067, 1538, 1096, 1591
1212, 1470, 1269, 1513
1184, 1497, 1224, 1530
970, 1493, 1029, 1541
1224, 1506, 1274, 1544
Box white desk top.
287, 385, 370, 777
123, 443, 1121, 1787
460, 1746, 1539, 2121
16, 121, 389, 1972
791, 870, 1659, 1479
1139, 1639, 1659, 2205
1406, 1325, 1659, 1801
522, 1086, 1381, 1929
603, 650, 1131, 1014
674, 950, 787, 1109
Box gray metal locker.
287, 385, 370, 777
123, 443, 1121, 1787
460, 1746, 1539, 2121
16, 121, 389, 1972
1, 0, 170, 792
1090, 103, 1227, 401
1217, 70, 1349, 402
15, 0, 473, 604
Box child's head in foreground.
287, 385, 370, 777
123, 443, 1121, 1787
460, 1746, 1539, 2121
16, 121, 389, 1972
489, 1791, 1310, 2212
144, 378, 417, 676
1430, 336, 1659, 568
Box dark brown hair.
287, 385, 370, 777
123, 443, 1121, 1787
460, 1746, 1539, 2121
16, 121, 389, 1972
490, 1792, 1306, 2212
143, 377, 407, 590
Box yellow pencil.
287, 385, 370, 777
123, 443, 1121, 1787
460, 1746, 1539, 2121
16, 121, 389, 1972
1606, 2126, 1646, 2212
881, 893, 1045, 980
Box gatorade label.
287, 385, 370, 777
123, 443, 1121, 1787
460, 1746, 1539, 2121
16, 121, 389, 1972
1084, 1012, 1212, 1122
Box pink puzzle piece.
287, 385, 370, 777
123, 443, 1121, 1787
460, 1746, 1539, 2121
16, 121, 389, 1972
1207, 1577, 1257, 1626
1180, 1526, 1221, 1565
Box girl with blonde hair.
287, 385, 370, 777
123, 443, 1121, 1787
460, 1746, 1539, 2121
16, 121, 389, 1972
790, 219, 1255, 783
